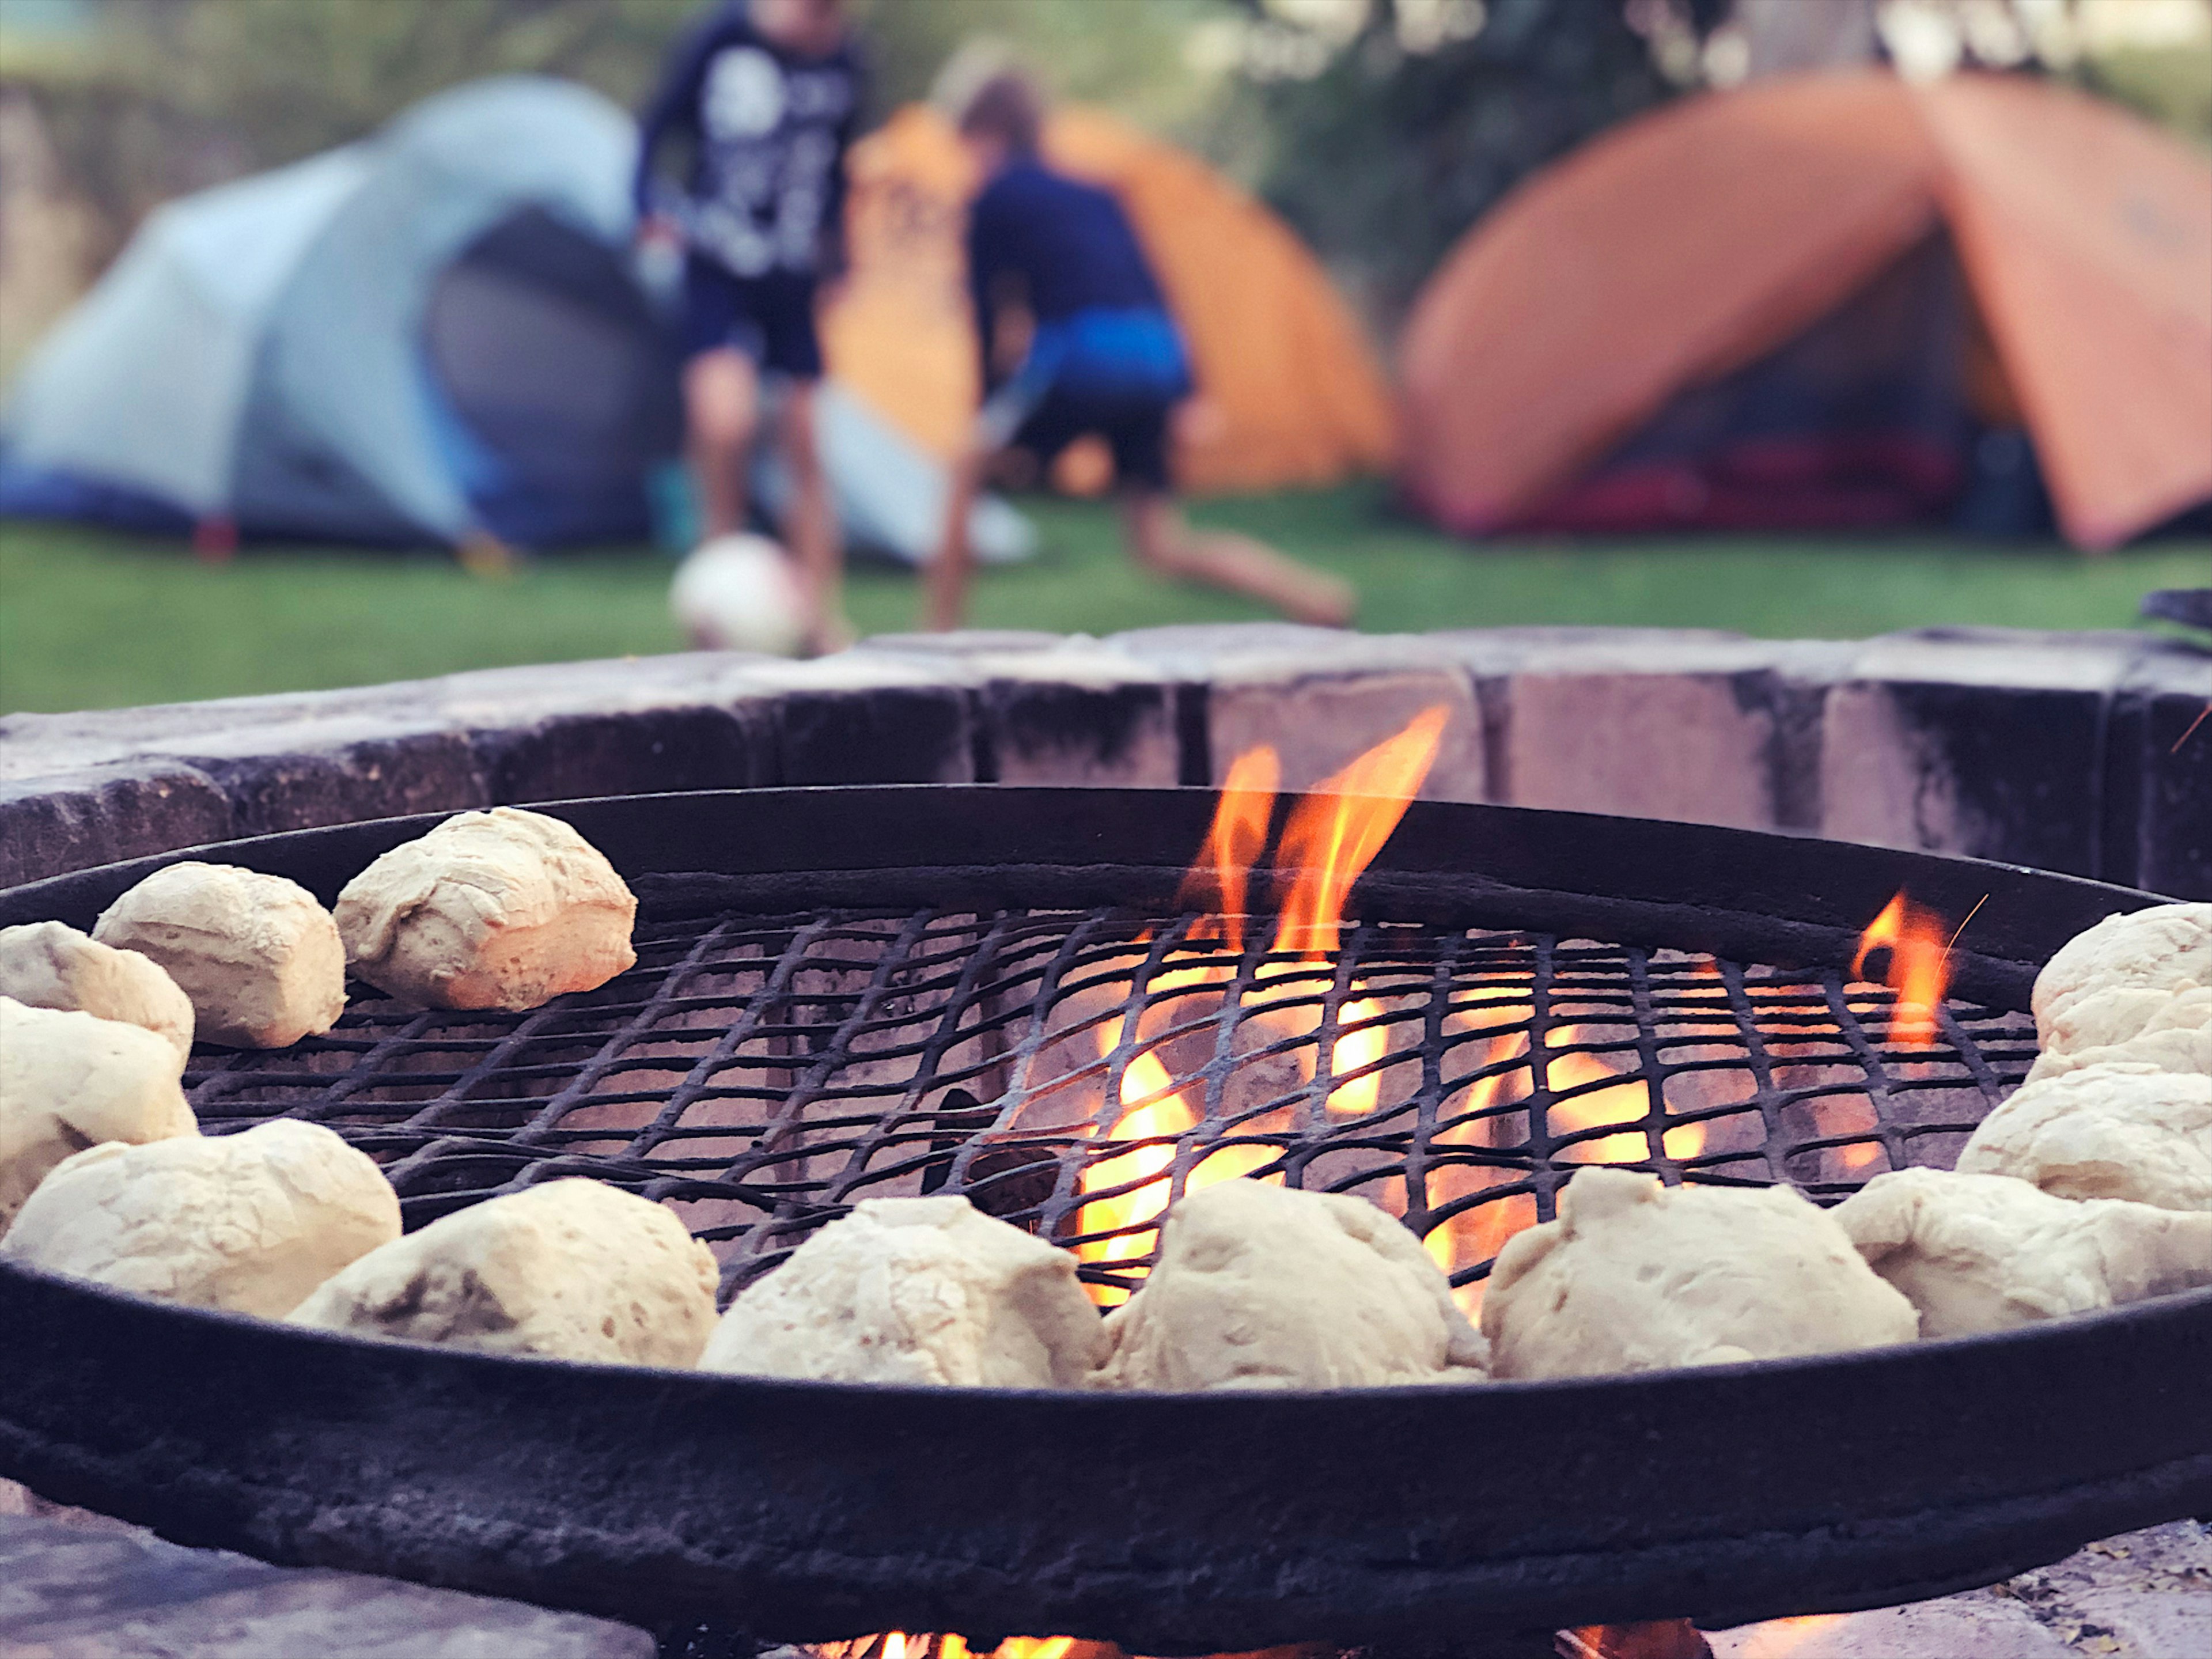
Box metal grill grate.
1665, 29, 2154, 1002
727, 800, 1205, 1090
182, 899, 2036, 1306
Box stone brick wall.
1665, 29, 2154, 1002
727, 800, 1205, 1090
3, 625, 2205, 896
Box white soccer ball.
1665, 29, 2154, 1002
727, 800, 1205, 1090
670, 534, 809, 657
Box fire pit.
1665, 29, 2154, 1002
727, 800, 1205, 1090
1, 782, 2206, 1654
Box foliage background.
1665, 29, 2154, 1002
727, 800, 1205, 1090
5, 0, 2205, 346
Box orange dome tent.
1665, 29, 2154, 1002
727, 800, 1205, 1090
1398, 71, 2212, 551
821, 104, 1396, 496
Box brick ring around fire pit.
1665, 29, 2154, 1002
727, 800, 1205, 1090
0, 786, 2205, 1653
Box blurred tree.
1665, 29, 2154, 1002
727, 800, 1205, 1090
1237, 0, 1717, 332
1, 0, 1243, 275
849, 0, 1237, 131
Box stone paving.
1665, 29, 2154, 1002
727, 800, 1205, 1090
1707, 1522, 2212, 1659
6, 1475, 2205, 1659
0, 1482, 653, 1657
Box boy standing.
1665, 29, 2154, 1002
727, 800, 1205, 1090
637, 0, 862, 651
928, 71, 1354, 632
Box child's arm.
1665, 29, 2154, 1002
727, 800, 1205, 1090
633, 14, 724, 226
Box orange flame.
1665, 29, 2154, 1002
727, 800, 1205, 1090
1851, 891, 1952, 1048
1271, 707, 1449, 956
1176, 747, 1279, 954
1074, 1014, 1274, 1306
1324, 995, 1389, 1118
1414, 1007, 1710, 1319
1074, 1017, 1196, 1304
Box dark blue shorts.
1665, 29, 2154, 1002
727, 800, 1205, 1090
1013, 389, 1171, 493
681, 257, 822, 379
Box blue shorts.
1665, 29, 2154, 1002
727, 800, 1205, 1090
977, 307, 1187, 492
992, 385, 1173, 493
681, 257, 822, 379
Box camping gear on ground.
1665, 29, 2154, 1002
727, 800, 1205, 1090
820, 104, 1396, 497
1398, 70, 2212, 551
1, 78, 1033, 563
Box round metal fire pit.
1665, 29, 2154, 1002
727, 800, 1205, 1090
1, 787, 2205, 1650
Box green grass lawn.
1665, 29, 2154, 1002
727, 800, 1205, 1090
3, 485, 2203, 714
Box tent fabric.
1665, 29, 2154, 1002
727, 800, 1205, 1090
1399, 71, 2212, 550
3, 77, 665, 547
820, 104, 1396, 496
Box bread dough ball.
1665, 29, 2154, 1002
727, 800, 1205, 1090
0, 998, 197, 1232
0, 1120, 399, 1318
288, 1178, 717, 1366
1479, 1168, 1918, 1379
1093, 1179, 1488, 1392
1835, 1167, 2212, 1339
334, 808, 637, 1012
2027, 987, 2211, 1085
93, 863, 345, 1049
2033, 903, 2211, 1052
0, 922, 195, 1063
700, 1195, 1107, 1387
1957, 1062, 2212, 1211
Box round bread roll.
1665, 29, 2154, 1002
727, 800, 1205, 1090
700, 1195, 1107, 1387
1093, 1179, 1488, 1391
0, 998, 197, 1232
0, 921, 195, 1062
0, 1120, 399, 1318
288, 1178, 717, 1367
334, 808, 637, 1012
1479, 1168, 1918, 1379
1834, 1167, 2212, 1339
1956, 1062, 2212, 1211
93, 863, 346, 1049
2032, 903, 2211, 1054
2026, 987, 2211, 1085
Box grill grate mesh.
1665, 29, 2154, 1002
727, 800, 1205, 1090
183, 902, 2036, 1305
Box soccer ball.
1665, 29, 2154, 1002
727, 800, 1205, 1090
670, 534, 809, 657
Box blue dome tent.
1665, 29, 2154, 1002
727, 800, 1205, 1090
2, 76, 1035, 563
4, 77, 679, 548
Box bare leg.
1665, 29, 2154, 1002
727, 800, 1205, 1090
778, 381, 851, 653
1122, 490, 1355, 626
927, 444, 991, 632
683, 347, 760, 539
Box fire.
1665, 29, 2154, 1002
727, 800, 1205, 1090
1175, 746, 1279, 954
1413, 1007, 1709, 1317
1324, 994, 1389, 1118
1271, 706, 1448, 957
1074, 1017, 1197, 1304
1074, 1012, 1274, 1305
1074, 710, 1451, 1301
1850, 891, 1953, 1048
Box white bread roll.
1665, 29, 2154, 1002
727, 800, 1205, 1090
0, 998, 197, 1232
334, 808, 637, 1012
0, 1120, 399, 1318
0, 921, 195, 1062
701, 1196, 1107, 1387
93, 863, 345, 1048
289, 1179, 717, 1367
